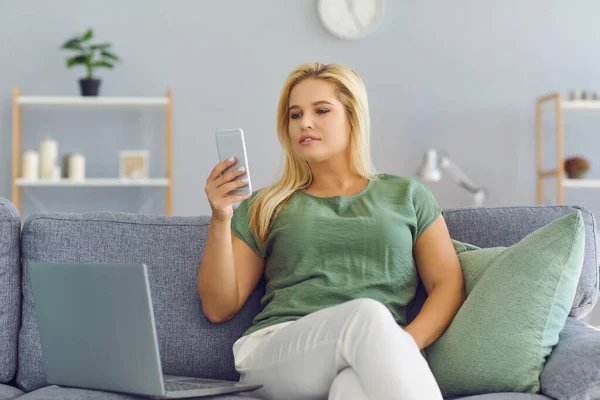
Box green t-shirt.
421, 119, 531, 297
230, 173, 443, 337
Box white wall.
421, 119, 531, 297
1, 0, 599, 325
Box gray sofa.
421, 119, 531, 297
0, 196, 598, 400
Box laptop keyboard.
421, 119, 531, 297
165, 381, 213, 391
164, 378, 237, 392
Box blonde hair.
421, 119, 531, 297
248, 62, 379, 244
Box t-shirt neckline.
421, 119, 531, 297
300, 178, 373, 200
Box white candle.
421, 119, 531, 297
52, 166, 61, 181
68, 153, 85, 181
39, 138, 58, 180
22, 151, 39, 180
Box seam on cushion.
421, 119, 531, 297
537, 212, 581, 379
22, 215, 210, 232
444, 205, 580, 214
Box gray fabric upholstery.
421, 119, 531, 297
408, 205, 599, 324
17, 212, 264, 392
14, 205, 599, 398
0, 198, 21, 384
540, 317, 600, 400
18, 385, 261, 399
0, 383, 23, 400
448, 394, 551, 400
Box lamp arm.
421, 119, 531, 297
438, 155, 487, 204
438, 156, 477, 192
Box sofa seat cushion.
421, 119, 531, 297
0, 383, 23, 400
17, 385, 261, 399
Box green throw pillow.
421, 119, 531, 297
425, 212, 585, 398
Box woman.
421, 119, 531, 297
198, 62, 465, 400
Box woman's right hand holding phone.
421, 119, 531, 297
205, 157, 251, 222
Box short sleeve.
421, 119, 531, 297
230, 197, 266, 258
411, 178, 444, 242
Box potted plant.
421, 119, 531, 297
564, 156, 590, 179
60, 28, 121, 96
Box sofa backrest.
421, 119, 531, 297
408, 205, 599, 323
0, 198, 21, 384
17, 212, 264, 392
17, 205, 599, 391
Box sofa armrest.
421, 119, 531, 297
540, 317, 600, 400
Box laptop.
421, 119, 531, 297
28, 262, 262, 399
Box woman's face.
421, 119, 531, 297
288, 79, 350, 164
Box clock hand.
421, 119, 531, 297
345, 0, 364, 30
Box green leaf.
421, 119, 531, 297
93, 61, 113, 69
66, 55, 88, 68
80, 28, 93, 42
64, 44, 84, 52
101, 51, 120, 61
90, 43, 111, 50
61, 38, 82, 50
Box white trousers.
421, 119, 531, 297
232, 298, 444, 400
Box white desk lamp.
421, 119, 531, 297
415, 149, 488, 207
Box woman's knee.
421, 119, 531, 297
346, 297, 394, 323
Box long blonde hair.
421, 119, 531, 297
248, 62, 379, 244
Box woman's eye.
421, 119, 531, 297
290, 113, 301, 119
316, 109, 330, 115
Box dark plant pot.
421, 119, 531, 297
79, 78, 101, 96
567, 171, 587, 179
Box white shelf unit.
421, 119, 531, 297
561, 100, 600, 110
536, 93, 600, 204
11, 88, 173, 215
562, 179, 600, 189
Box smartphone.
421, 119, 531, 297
215, 128, 252, 196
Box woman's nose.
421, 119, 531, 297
300, 115, 313, 130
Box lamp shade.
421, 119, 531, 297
416, 149, 441, 182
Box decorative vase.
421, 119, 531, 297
79, 78, 101, 96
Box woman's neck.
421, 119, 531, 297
305, 162, 368, 197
